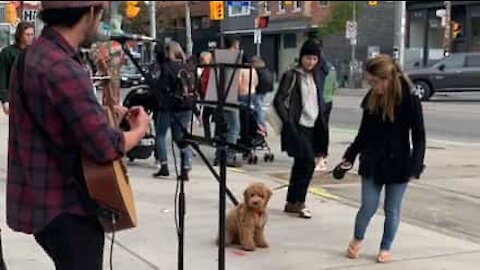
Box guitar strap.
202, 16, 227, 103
15, 50, 98, 215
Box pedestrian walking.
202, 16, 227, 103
251, 56, 274, 129
152, 41, 195, 181
0, 21, 35, 115
340, 54, 426, 263
6, 2, 150, 269
273, 39, 328, 219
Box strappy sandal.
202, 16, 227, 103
377, 250, 391, 263
346, 240, 361, 259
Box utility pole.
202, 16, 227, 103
394, 1, 407, 68
443, 1, 452, 56
185, 2, 193, 58
149, 1, 157, 61
349, 1, 357, 88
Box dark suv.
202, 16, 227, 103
406, 53, 480, 101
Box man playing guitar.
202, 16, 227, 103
6, 1, 149, 269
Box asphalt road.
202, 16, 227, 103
331, 91, 480, 144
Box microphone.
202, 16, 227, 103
96, 30, 155, 43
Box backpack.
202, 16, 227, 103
163, 62, 197, 111
256, 67, 274, 94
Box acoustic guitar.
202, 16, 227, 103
81, 52, 137, 232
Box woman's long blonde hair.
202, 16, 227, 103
166, 41, 186, 62
365, 54, 405, 122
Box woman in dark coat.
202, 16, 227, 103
341, 55, 426, 263
273, 39, 328, 219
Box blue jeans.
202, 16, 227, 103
155, 110, 193, 170
354, 178, 408, 251
224, 109, 240, 146
252, 94, 265, 128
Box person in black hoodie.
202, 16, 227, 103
273, 39, 328, 219
341, 55, 426, 263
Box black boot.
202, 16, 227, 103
153, 164, 170, 178
180, 169, 190, 181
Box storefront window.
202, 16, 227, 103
427, 14, 444, 63
0, 25, 11, 50
471, 17, 480, 51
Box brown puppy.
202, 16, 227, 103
225, 182, 273, 251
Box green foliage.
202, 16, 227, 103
118, 1, 150, 35
318, 2, 363, 38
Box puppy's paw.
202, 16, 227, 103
242, 244, 256, 252
256, 241, 269, 248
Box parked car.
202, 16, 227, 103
120, 62, 145, 88
406, 53, 480, 101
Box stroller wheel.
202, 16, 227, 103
129, 157, 135, 163
253, 155, 258, 165
263, 153, 270, 163
270, 154, 275, 162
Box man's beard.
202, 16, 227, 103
80, 22, 100, 49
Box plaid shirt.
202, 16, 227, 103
6, 28, 125, 234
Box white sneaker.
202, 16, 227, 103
315, 157, 328, 172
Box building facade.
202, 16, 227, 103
222, 1, 395, 80
407, 1, 480, 67
155, 1, 220, 59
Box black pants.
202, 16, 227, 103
34, 214, 104, 270
286, 126, 316, 204
0, 229, 6, 270
202, 106, 215, 140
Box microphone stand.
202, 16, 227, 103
120, 43, 241, 270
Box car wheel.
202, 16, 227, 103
413, 81, 432, 101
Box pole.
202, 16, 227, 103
399, 1, 407, 68
443, 1, 452, 56
394, 1, 407, 68
349, 1, 357, 88
256, 31, 261, 56
150, 1, 157, 62
185, 2, 193, 58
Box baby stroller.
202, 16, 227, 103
122, 85, 158, 162
238, 105, 274, 164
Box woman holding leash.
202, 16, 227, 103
340, 55, 426, 263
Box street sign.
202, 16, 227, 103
350, 37, 357, 46
226, 1, 249, 8
345, 20, 357, 39
254, 28, 262, 44
22, 9, 37, 22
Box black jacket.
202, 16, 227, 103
343, 80, 426, 184
273, 69, 328, 158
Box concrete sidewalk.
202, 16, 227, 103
2, 161, 480, 270
1, 112, 480, 270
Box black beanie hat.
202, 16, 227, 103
299, 39, 321, 59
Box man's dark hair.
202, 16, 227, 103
14, 21, 34, 45
224, 36, 240, 49
39, 5, 103, 28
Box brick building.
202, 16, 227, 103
155, 1, 220, 58
223, 1, 395, 79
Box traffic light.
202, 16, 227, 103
209, 1, 224, 21
256, 16, 269, 29
451, 21, 462, 39
4, 3, 18, 24
125, 1, 141, 19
